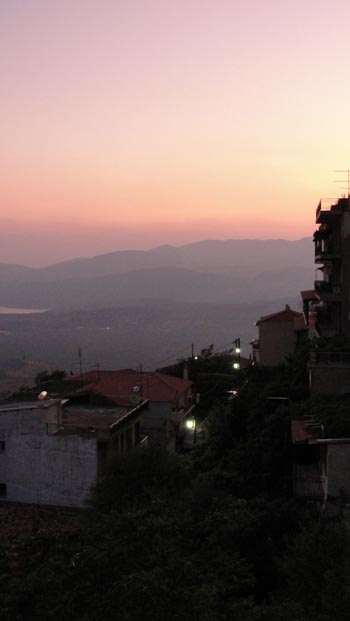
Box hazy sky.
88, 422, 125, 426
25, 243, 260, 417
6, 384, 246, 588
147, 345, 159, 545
2, 0, 350, 266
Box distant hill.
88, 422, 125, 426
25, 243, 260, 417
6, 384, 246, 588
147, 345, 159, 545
0, 238, 313, 282
0, 238, 314, 310
0, 264, 314, 310
0, 238, 316, 372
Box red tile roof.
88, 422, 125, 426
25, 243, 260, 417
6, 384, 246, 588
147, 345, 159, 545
66, 370, 192, 407
300, 289, 318, 302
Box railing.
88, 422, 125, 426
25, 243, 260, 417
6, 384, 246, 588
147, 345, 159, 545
310, 351, 350, 366
316, 198, 343, 222
315, 240, 341, 256
314, 280, 332, 293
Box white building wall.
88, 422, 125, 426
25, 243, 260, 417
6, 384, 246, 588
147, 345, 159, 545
327, 443, 350, 498
0, 404, 97, 508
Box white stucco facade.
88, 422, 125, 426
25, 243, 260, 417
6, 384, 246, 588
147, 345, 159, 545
0, 401, 97, 507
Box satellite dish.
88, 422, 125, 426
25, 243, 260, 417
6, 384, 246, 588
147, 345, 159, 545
38, 391, 48, 401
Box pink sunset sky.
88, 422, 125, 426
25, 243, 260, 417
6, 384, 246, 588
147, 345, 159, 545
1, 0, 350, 266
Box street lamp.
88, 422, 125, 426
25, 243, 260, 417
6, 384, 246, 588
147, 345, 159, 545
233, 338, 241, 370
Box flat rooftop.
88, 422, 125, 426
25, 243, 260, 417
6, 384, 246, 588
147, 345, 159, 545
62, 405, 132, 430
0, 399, 62, 412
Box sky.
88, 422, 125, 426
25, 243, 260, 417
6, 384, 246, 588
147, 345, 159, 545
1, 0, 350, 266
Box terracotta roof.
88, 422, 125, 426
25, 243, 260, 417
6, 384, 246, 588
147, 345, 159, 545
66, 370, 192, 407
256, 306, 302, 326
300, 289, 318, 302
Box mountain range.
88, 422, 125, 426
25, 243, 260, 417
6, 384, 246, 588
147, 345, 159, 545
0, 238, 314, 309
0, 238, 315, 374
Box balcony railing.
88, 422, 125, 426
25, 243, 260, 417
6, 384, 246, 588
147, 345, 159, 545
316, 198, 343, 223
315, 239, 341, 259
310, 351, 350, 366
314, 280, 341, 296
315, 280, 332, 293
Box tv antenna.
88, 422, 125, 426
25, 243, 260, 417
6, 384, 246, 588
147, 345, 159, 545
334, 169, 350, 196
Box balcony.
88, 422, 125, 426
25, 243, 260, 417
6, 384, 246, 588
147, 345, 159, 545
314, 239, 341, 262
314, 280, 342, 300
310, 350, 350, 367
316, 199, 343, 224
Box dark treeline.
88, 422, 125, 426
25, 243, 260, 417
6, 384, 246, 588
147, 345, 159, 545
1, 343, 349, 620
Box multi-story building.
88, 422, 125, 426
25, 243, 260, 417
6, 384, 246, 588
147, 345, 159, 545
253, 305, 305, 366
314, 196, 350, 337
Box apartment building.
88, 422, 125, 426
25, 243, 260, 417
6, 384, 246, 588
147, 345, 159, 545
314, 196, 350, 337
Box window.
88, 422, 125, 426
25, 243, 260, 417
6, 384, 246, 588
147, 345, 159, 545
0, 441, 5, 452
0, 484, 7, 498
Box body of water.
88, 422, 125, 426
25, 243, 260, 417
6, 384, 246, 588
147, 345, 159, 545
0, 307, 47, 315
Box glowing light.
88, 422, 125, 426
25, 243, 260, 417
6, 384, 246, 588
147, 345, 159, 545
186, 419, 195, 429
233, 362, 240, 370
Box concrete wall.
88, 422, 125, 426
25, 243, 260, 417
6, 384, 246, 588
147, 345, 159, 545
259, 320, 297, 366
327, 443, 350, 498
0, 404, 97, 507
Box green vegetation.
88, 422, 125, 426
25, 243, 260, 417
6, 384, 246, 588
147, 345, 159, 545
2, 342, 350, 619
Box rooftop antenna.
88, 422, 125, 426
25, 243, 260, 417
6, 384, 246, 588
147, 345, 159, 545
333, 169, 350, 196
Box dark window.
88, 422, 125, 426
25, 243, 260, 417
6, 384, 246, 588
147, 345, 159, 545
0, 484, 7, 497
0, 441, 5, 452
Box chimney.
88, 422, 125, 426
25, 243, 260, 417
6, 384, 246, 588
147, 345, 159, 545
285, 304, 290, 310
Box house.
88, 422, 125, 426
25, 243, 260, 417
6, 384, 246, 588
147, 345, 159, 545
66, 369, 194, 451
292, 418, 350, 502
0, 397, 148, 508
253, 305, 305, 366
314, 196, 350, 337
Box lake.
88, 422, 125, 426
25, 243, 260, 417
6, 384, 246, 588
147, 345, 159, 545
0, 307, 47, 315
